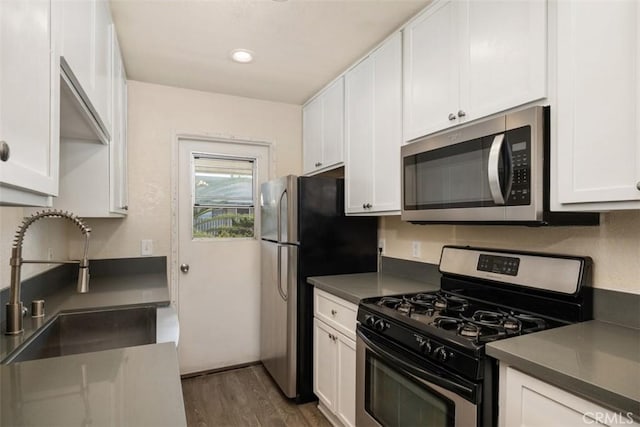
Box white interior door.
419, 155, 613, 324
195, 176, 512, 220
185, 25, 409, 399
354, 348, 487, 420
177, 137, 271, 375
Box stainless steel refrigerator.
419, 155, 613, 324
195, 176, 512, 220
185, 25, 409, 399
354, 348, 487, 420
260, 175, 377, 402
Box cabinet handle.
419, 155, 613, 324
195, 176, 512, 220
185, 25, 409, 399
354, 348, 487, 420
457, 110, 467, 118
331, 309, 337, 316
448, 113, 457, 121
0, 141, 9, 162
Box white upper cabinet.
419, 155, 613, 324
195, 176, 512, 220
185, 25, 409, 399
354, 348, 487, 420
461, 0, 547, 123
302, 77, 345, 175
110, 27, 128, 215
403, 0, 547, 142
50, 23, 128, 218
403, 0, 459, 140
58, 0, 112, 140
345, 33, 402, 215
0, 0, 59, 206
552, 0, 640, 210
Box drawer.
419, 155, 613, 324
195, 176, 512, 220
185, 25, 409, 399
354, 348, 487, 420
314, 288, 358, 340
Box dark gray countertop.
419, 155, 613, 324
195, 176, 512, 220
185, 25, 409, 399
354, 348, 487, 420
487, 320, 640, 421
1, 342, 186, 427
0, 259, 185, 426
308, 272, 440, 304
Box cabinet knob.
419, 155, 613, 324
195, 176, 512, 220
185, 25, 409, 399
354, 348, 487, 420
365, 203, 372, 209
448, 113, 457, 121
331, 309, 337, 316
457, 110, 467, 118
120, 205, 128, 211
637, 182, 640, 191
0, 141, 9, 162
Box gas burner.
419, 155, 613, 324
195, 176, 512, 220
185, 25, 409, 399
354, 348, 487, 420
459, 323, 481, 338
503, 317, 522, 331
396, 301, 414, 315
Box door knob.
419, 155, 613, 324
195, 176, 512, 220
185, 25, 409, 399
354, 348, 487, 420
180, 264, 190, 273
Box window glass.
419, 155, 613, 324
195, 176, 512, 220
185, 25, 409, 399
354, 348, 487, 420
192, 155, 255, 238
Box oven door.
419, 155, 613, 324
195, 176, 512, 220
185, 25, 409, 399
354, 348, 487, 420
356, 327, 479, 427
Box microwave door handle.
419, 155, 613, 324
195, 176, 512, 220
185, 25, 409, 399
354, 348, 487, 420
488, 134, 506, 205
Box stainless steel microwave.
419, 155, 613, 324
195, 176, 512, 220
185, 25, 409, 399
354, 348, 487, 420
401, 106, 598, 226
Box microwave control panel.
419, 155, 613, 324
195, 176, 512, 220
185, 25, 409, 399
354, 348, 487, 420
506, 126, 531, 206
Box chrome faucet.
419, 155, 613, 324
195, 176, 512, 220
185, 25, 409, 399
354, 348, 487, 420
5, 210, 91, 335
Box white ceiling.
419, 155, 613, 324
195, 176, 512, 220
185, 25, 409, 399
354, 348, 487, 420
109, 0, 430, 105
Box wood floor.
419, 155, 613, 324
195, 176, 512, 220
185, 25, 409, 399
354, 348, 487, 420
181, 364, 332, 427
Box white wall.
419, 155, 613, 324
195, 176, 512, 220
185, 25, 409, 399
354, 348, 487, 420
380, 210, 640, 294
67, 80, 301, 261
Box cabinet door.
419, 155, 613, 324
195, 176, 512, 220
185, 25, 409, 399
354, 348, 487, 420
372, 32, 402, 213
345, 57, 374, 214
110, 28, 127, 215
554, 0, 640, 207
403, 0, 459, 141
500, 365, 640, 427
335, 334, 356, 427
302, 97, 323, 174
313, 319, 337, 411
59, 0, 112, 133
460, 0, 546, 122
322, 77, 345, 168
0, 0, 58, 204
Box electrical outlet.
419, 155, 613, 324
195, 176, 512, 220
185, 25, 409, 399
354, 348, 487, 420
412, 241, 421, 258
378, 239, 386, 254
141, 239, 153, 256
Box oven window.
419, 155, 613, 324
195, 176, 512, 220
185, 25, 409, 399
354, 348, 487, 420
365, 353, 455, 427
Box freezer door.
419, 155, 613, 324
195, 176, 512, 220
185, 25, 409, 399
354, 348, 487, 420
260, 240, 298, 398
260, 175, 298, 243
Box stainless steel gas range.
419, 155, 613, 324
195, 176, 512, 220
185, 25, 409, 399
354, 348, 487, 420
356, 246, 593, 427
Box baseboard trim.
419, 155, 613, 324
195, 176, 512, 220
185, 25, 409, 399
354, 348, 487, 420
180, 360, 261, 379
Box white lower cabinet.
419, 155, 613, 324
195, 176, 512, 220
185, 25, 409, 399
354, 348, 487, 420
313, 289, 357, 427
499, 365, 639, 427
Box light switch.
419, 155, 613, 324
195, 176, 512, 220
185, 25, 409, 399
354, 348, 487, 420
141, 239, 153, 256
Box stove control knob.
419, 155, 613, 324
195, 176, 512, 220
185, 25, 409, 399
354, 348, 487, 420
374, 319, 388, 332
364, 315, 376, 327
419, 340, 432, 355
434, 347, 448, 362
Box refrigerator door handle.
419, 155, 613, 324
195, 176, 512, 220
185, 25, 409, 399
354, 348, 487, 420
277, 244, 288, 301
277, 189, 287, 242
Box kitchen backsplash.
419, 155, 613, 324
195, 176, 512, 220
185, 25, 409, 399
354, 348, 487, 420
379, 210, 640, 294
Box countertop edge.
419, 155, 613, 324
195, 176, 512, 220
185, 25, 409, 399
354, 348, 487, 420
308, 277, 360, 304
486, 343, 640, 420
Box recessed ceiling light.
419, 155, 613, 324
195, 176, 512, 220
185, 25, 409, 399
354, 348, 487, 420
230, 49, 254, 64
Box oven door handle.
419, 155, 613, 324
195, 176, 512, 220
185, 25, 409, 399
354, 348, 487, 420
357, 328, 477, 402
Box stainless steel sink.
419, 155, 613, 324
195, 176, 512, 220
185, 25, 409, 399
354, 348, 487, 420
4, 306, 157, 364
